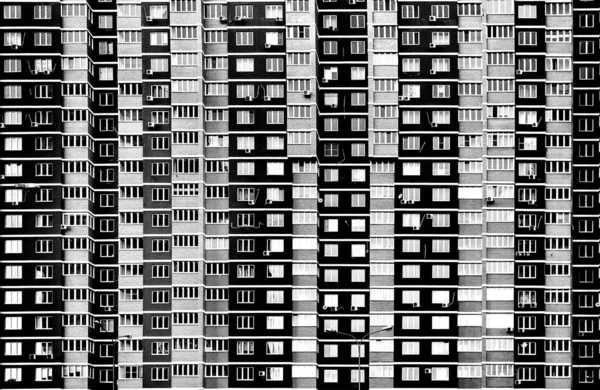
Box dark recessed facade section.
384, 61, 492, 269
319, 65, 368, 88
318, 91, 369, 114
229, 211, 293, 235
142, 30, 171, 53
514, 161, 545, 184
228, 237, 293, 260
229, 161, 291, 182
228, 54, 286, 79
395, 161, 458, 183
142, 236, 172, 260
317, 12, 367, 35
228, 112, 288, 132
394, 212, 457, 234
396, 3, 458, 26
229, 262, 292, 285
229, 184, 292, 209
394, 237, 458, 260
228, 30, 286, 53
316, 40, 368, 62
394, 262, 457, 285
515, 82, 546, 106
228, 339, 291, 363
515, 134, 546, 158
515, 54, 546, 78
229, 365, 292, 388
317, 241, 369, 265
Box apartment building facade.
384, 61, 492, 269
0, 0, 598, 389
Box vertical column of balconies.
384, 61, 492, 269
571, 0, 599, 386
480, 1, 518, 388
367, 1, 397, 389
456, 2, 486, 388
0, 2, 64, 388
116, 1, 145, 387
317, 0, 371, 388
202, 1, 230, 390
396, 1, 460, 387
169, 1, 203, 389
513, 1, 572, 387
89, 0, 120, 387
286, 1, 320, 388
226, 1, 293, 387
141, 1, 174, 387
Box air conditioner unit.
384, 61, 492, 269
413, 302, 420, 307
219, 16, 228, 23
350, 306, 358, 311
45, 354, 53, 359
264, 96, 271, 101
331, 307, 341, 312
303, 90, 312, 97
328, 26, 337, 31
322, 78, 329, 83
61, 224, 68, 230
146, 16, 153, 22
265, 43, 271, 48
323, 305, 328, 310
431, 122, 438, 127
515, 380, 522, 385
245, 96, 253, 102
516, 70, 523, 75
349, 0, 357, 4
235, 16, 242, 21
276, 17, 284, 22
258, 371, 266, 377
0, 175, 5, 179
331, 104, 338, 108
31, 70, 39, 75
528, 200, 535, 205
44, 70, 51, 75
146, 96, 154, 102
424, 368, 432, 374
442, 303, 450, 308
529, 174, 536, 180
426, 214, 433, 220
104, 307, 113, 312
531, 122, 538, 128
531, 303, 537, 308
318, 198, 323, 203
518, 303, 524, 308
507, 327, 514, 334
400, 200, 407, 204
529, 226, 536, 231
0, 123, 4, 128
31, 122, 39, 127
407, 200, 415, 204
11, 44, 20, 50
265, 199, 273, 204
430, 69, 437, 75
244, 148, 252, 154
29, 354, 37, 360
595, 302, 600, 307
429, 43, 437, 48
413, 226, 420, 231
399, 96, 406, 101
248, 200, 255, 205
263, 251, 270, 256
147, 122, 155, 128
486, 197, 494, 203
12, 202, 20, 206
146, 69, 154, 75
429, 16, 437, 22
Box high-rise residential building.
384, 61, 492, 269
0, 1, 597, 389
